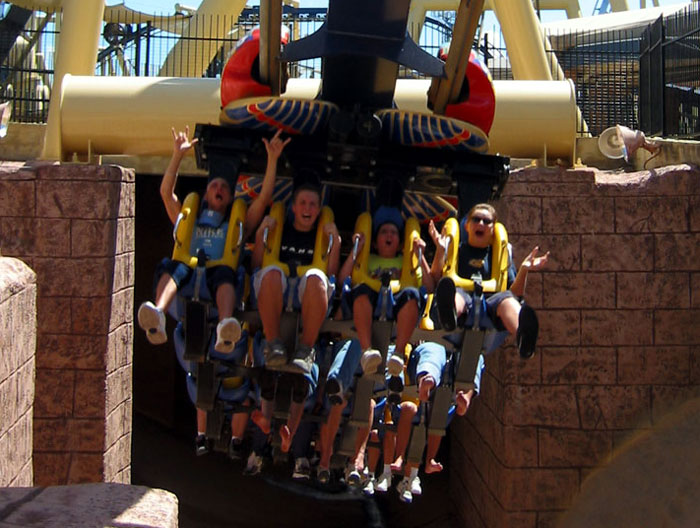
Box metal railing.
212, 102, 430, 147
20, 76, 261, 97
1, 4, 697, 140
640, 2, 700, 139
482, 26, 641, 136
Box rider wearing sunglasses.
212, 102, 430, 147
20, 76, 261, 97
429, 203, 549, 362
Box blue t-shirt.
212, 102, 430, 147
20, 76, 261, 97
189, 208, 229, 261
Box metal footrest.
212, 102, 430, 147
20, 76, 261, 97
205, 402, 225, 439
348, 377, 375, 427
195, 361, 217, 411
183, 301, 209, 362
337, 424, 358, 458
454, 330, 484, 392
427, 386, 452, 437
406, 422, 426, 465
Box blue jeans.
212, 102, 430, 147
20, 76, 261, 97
407, 341, 447, 386
326, 338, 362, 390
406, 342, 485, 395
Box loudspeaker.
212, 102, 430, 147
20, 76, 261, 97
0, 102, 11, 139
598, 126, 625, 159
599, 125, 660, 162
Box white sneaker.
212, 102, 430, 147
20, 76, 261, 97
397, 477, 413, 503
386, 354, 404, 376
409, 475, 422, 496
376, 471, 391, 493
138, 302, 166, 345
243, 452, 263, 476
360, 348, 382, 375
345, 463, 362, 489
215, 317, 241, 354
292, 457, 311, 480
363, 477, 376, 496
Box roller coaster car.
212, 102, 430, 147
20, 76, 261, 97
170, 194, 256, 412
194, 0, 509, 215
427, 215, 512, 395
252, 200, 336, 372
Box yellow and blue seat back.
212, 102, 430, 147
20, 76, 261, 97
171, 192, 248, 270
442, 217, 509, 293
351, 211, 421, 293
261, 201, 335, 276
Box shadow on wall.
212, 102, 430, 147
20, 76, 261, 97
559, 397, 700, 527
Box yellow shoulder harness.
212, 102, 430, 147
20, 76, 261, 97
261, 201, 335, 275
442, 217, 509, 293
351, 212, 421, 293
171, 192, 247, 269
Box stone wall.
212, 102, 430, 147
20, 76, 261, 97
450, 164, 700, 527
0, 258, 36, 487
0, 162, 135, 485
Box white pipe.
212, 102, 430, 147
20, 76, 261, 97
40, 0, 104, 160
60, 76, 577, 161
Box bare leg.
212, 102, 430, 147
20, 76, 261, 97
280, 400, 305, 452
155, 274, 178, 313
231, 401, 250, 439
215, 282, 236, 320
366, 430, 381, 475
300, 275, 328, 347
418, 375, 435, 402
258, 271, 283, 341
425, 434, 443, 474
383, 430, 396, 466
391, 401, 418, 472
251, 398, 273, 434
353, 294, 373, 350
320, 399, 347, 468
394, 299, 418, 360
196, 407, 207, 434
351, 399, 375, 471
454, 290, 467, 318
496, 297, 521, 336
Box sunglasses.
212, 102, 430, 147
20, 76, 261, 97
470, 215, 494, 226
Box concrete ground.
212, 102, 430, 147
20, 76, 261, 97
131, 412, 457, 528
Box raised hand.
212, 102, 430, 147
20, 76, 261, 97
171, 126, 198, 156
520, 246, 550, 272
262, 128, 291, 161
429, 220, 448, 253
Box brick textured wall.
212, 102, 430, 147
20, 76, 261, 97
0, 162, 135, 485
450, 163, 700, 528
0, 257, 36, 487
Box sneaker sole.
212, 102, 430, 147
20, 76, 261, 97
386, 355, 403, 376
361, 351, 382, 375
387, 376, 404, 393
518, 304, 539, 359
436, 277, 457, 331
387, 391, 402, 405
138, 304, 166, 345
265, 346, 287, 367
347, 472, 361, 488
325, 378, 343, 404
215, 318, 241, 354
290, 359, 311, 374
